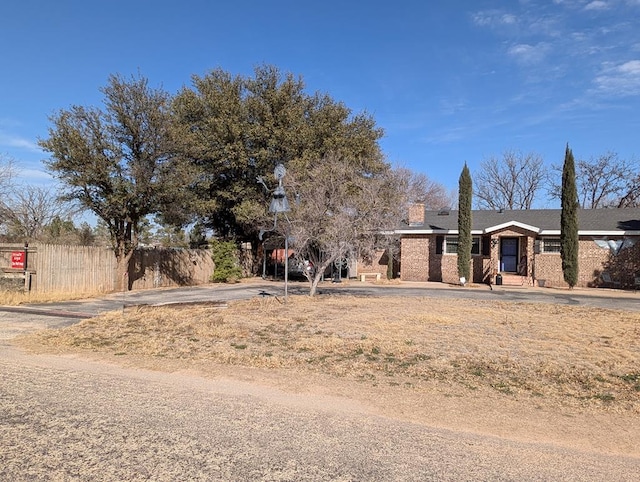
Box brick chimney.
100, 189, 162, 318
408, 203, 425, 225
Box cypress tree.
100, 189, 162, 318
561, 144, 579, 288
458, 163, 473, 283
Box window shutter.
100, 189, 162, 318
435, 235, 444, 255
534, 240, 541, 254
482, 236, 491, 256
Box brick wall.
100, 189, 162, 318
576, 238, 611, 287
412, 235, 489, 284
606, 241, 640, 287
357, 249, 388, 279
533, 251, 563, 287
535, 237, 627, 288
438, 254, 458, 283
408, 204, 425, 225
399, 231, 637, 288
400, 236, 430, 281
435, 253, 489, 284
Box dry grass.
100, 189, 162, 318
0, 290, 103, 306
20, 295, 640, 412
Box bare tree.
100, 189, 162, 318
280, 153, 402, 296
0, 155, 16, 194
393, 167, 454, 209
550, 152, 639, 208
578, 153, 635, 208
379, 167, 454, 278
0, 155, 17, 231
0, 185, 79, 241
618, 171, 640, 207
474, 150, 548, 210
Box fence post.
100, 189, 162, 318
23, 242, 30, 292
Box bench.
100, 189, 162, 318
360, 272, 381, 282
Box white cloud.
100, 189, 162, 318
551, 0, 586, 8
585, 1, 610, 10
473, 7, 563, 38
0, 132, 42, 153
593, 60, 640, 96
527, 15, 564, 37
471, 10, 519, 28
618, 59, 640, 74
507, 43, 550, 64
501, 13, 518, 25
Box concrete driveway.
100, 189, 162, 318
2, 279, 639, 340
0, 282, 280, 340
318, 280, 640, 312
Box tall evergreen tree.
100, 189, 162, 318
561, 144, 579, 288
458, 163, 473, 283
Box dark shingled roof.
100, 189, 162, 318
400, 208, 640, 234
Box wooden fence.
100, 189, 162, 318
35, 244, 118, 293
0, 243, 214, 294
128, 246, 214, 291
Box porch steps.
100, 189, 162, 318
498, 273, 532, 287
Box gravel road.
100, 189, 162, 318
2, 347, 640, 481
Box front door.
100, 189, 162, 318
500, 238, 518, 272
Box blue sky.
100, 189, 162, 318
1, 0, 639, 207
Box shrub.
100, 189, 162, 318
210, 239, 243, 283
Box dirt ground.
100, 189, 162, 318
5, 346, 639, 481
14, 294, 640, 459
49, 351, 640, 458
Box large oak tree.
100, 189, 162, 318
171, 65, 386, 244
39, 74, 190, 289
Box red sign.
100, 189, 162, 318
11, 251, 25, 269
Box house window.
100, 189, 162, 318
473, 237, 480, 255
541, 238, 561, 253
445, 236, 458, 254
444, 236, 480, 255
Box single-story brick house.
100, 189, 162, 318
396, 205, 640, 288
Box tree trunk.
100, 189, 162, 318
309, 273, 321, 297
386, 247, 395, 280
114, 242, 135, 291
308, 258, 335, 297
